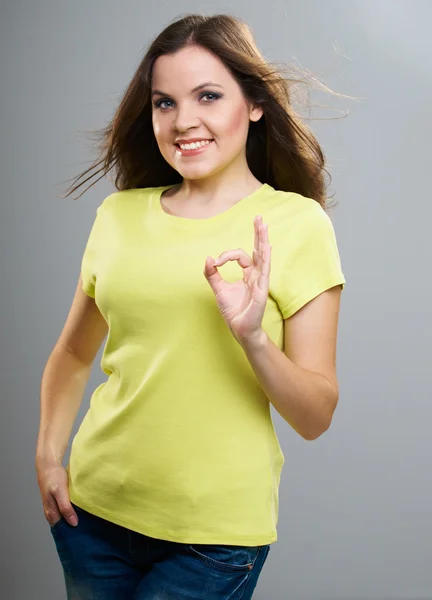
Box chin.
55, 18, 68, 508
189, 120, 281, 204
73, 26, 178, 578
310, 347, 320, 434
175, 164, 219, 179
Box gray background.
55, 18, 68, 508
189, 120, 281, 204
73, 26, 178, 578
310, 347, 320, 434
1, 0, 431, 599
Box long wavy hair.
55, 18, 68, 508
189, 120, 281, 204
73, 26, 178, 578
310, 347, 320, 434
60, 13, 351, 210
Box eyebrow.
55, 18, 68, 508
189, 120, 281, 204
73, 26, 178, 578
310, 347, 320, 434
151, 82, 224, 98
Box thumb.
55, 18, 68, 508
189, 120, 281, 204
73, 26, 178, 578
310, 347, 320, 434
203, 256, 223, 292
53, 490, 78, 526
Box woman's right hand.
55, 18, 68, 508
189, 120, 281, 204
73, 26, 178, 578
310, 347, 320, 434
36, 461, 79, 527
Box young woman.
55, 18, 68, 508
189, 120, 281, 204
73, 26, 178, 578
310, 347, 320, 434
36, 13, 346, 600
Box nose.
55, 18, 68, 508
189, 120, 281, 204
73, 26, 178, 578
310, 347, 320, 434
172, 103, 201, 132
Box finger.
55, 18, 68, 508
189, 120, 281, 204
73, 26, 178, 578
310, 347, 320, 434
253, 216, 260, 265
44, 497, 63, 526
257, 222, 264, 271
53, 491, 78, 526
263, 242, 271, 278
203, 256, 225, 295
258, 243, 272, 291
260, 223, 269, 271
213, 249, 252, 269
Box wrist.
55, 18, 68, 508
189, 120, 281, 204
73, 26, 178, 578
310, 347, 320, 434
236, 328, 268, 351
35, 449, 62, 470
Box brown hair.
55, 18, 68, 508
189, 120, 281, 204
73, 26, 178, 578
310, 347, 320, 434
60, 13, 352, 209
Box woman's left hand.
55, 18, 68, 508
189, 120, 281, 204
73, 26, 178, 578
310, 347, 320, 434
203, 215, 271, 345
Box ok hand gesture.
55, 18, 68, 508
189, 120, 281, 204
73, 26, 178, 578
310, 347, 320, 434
203, 215, 271, 345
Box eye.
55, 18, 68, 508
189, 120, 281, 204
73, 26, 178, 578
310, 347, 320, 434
153, 92, 221, 110
201, 92, 221, 103
154, 98, 173, 110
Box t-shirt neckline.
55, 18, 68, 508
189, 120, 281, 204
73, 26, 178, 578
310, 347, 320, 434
150, 183, 272, 226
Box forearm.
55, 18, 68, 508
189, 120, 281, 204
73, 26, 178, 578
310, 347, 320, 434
36, 345, 91, 468
239, 330, 338, 440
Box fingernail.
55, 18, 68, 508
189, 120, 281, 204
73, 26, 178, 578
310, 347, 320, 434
70, 515, 78, 526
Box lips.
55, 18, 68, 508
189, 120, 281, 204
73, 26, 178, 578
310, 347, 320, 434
175, 139, 214, 147
174, 139, 215, 157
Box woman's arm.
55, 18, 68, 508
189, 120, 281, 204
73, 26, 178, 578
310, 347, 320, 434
36, 275, 108, 469
36, 345, 91, 468
36, 275, 108, 527
239, 285, 342, 441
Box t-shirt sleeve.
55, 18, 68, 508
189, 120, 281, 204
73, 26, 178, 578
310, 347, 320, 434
272, 204, 346, 319
80, 201, 107, 298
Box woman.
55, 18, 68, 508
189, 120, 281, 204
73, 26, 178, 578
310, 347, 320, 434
36, 13, 346, 600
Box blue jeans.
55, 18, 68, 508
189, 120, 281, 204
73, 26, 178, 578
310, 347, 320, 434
50, 502, 271, 599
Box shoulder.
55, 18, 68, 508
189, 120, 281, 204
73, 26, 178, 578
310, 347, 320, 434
279, 189, 328, 217
265, 189, 334, 239
264, 187, 324, 218
97, 187, 159, 214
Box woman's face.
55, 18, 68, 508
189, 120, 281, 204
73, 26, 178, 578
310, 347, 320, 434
151, 45, 262, 181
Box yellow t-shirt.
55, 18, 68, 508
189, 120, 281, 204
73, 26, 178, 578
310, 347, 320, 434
67, 183, 346, 546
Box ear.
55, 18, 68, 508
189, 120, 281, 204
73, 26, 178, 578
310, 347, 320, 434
249, 104, 264, 123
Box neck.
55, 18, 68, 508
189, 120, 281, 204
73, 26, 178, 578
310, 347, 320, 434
174, 174, 263, 208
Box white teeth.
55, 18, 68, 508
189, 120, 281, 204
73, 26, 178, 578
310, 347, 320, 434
179, 140, 211, 150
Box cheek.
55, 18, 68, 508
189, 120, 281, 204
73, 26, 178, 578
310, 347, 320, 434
223, 105, 249, 138
152, 112, 172, 141
152, 116, 162, 139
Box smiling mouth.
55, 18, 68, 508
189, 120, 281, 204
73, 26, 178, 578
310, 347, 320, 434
174, 140, 214, 148
174, 140, 215, 156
